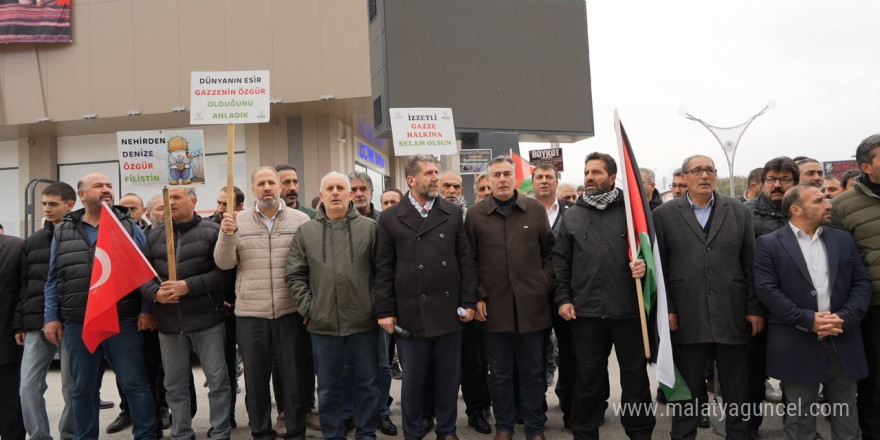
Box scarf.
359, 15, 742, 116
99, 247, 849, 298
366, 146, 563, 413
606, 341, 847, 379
581, 187, 620, 210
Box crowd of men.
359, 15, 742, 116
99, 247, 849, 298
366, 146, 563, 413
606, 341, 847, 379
0, 133, 879, 440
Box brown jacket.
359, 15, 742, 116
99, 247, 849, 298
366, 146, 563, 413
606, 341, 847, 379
465, 192, 555, 334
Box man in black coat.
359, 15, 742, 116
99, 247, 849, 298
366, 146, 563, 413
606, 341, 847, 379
0, 232, 26, 440
554, 153, 655, 440
14, 182, 76, 440
374, 154, 477, 440
142, 187, 234, 440
741, 156, 798, 436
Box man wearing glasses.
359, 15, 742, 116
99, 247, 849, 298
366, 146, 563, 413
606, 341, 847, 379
741, 157, 799, 437
670, 169, 688, 199
653, 155, 764, 440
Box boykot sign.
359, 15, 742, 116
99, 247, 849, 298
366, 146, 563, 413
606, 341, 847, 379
190, 70, 270, 125
390, 108, 457, 156
529, 147, 564, 172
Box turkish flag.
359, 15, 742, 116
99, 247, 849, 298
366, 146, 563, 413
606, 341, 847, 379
82, 202, 157, 353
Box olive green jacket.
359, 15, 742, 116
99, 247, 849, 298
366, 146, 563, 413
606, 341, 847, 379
284, 203, 378, 335
832, 174, 880, 305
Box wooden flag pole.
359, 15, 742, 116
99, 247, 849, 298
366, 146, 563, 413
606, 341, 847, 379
226, 123, 235, 235
162, 187, 177, 281
635, 279, 650, 359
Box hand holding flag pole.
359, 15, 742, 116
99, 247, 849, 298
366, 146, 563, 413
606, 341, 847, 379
614, 110, 692, 400
82, 202, 158, 353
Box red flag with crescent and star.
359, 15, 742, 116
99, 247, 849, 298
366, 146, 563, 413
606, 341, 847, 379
82, 202, 157, 353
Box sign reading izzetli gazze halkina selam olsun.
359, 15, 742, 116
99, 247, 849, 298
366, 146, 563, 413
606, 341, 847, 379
390, 108, 457, 156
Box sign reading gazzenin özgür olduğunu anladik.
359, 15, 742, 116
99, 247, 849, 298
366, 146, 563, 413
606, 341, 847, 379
190, 70, 270, 125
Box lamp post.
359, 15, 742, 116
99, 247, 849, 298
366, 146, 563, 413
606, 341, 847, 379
684, 103, 774, 197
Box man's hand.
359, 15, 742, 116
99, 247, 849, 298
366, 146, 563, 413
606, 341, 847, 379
157, 280, 189, 303
220, 212, 238, 234
459, 308, 475, 323
44, 321, 63, 346
630, 259, 646, 279
745, 315, 765, 336
475, 301, 488, 322
378, 317, 397, 334
558, 303, 576, 321
669, 313, 678, 331
138, 313, 157, 331
14, 332, 25, 346
813, 311, 844, 338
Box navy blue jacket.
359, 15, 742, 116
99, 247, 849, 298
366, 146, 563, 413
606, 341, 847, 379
754, 225, 871, 383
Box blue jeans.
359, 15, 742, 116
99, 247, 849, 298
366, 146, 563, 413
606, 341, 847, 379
481, 330, 547, 438
159, 323, 231, 440
64, 319, 156, 440
342, 329, 393, 418
312, 330, 379, 440
20, 331, 75, 440
378, 329, 393, 415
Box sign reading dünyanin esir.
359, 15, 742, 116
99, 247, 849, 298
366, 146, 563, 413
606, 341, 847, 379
190, 70, 271, 125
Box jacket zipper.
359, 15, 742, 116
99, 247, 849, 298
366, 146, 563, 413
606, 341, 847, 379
267, 218, 276, 319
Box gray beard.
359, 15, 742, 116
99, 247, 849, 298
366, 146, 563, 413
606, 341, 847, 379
258, 198, 280, 210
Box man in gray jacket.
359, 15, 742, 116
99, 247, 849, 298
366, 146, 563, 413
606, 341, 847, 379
285, 171, 379, 440
653, 155, 764, 440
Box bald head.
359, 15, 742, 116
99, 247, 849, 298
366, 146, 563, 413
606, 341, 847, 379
145, 194, 165, 227
77, 173, 114, 210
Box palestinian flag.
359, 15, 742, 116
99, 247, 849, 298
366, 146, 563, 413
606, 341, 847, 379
510, 149, 535, 191
614, 111, 691, 401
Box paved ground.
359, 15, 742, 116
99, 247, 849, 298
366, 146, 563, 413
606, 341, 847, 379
41, 350, 832, 439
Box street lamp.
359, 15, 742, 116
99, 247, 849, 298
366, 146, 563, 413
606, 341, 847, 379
683, 102, 774, 197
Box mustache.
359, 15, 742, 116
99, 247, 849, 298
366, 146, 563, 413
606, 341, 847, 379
285, 190, 298, 197
771, 188, 785, 194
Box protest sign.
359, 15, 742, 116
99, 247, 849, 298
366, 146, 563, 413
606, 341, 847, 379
390, 108, 457, 155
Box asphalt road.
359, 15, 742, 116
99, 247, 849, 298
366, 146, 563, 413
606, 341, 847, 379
40, 350, 833, 439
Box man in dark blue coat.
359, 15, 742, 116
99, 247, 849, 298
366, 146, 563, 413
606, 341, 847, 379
755, 185, 871, 439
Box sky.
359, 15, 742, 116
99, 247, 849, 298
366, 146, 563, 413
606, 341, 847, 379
521, 0, 880, 191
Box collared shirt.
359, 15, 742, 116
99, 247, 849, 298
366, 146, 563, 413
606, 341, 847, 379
687, 192, 715, 228
408, 192, 435, 218
789, 223, 830, 312
257, 201, 282, 233
546, 198, 560, 227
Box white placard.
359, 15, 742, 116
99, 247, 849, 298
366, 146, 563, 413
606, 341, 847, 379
190, 70, 270, 125
389, 107, 457, 155
117, 130, 206, 190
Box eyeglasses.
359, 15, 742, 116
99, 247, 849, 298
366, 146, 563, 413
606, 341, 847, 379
762, 177, 794, 185
684, 167, 717, 177
670, 183, 688, 189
